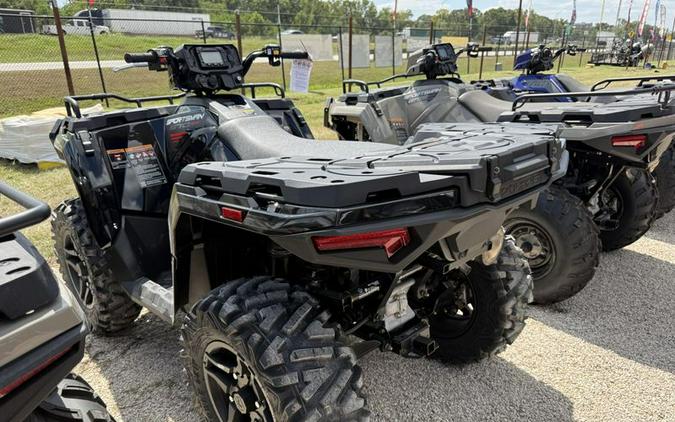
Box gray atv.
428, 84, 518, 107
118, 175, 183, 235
50, 43, 566, 421
326, 42, 675, 304
0, 182, 114, 422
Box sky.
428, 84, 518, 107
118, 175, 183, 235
374, 0, 675, 24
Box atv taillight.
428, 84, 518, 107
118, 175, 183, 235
611, 134, 647, 150
312, 228, 411, 258
220, 206, 245, 222
0, 346, 72, 398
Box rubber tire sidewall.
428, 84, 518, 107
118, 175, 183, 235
599, 169, 657, 251
505, 186, 600, 304
652, 141, 675, 219
429, 238, 532, 363
52, 198, 141, 334
181, 277, 369, 422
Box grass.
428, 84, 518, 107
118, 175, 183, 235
0, 34, 281, 63
1, 62, 672, 264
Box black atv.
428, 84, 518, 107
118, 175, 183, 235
326, 42, 675, 304
49, 43, 565, 421
0, 182, 114, 422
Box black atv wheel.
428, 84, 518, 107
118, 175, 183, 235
653, 141, 675, 219
181, 276, 368, 422
504, 186, 600, 304
595, 169, 657, 251
26, 374, 115, 421
428, 238, 532, 363
52, 199, 141, 334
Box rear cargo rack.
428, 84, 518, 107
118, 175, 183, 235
591, 75, 675, 91
342, 74, 463, 94
512, 84, 675, 111
64, 92, 186, 118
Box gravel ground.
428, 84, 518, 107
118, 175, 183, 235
74, 212, 675, 422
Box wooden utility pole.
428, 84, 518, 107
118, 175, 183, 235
51, 0, 74, 96
348, 13, 353, 79
429, 20, 434, 44
513, 0, 523, 66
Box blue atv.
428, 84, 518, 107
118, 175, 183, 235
474, 44, 590, 102
473, 44, 675, 218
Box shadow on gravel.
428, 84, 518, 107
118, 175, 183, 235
84, 312, 575, 422
360, 351, 574, 421
530, 233, 675, 374
643, 212, 675, 245
83, 313, 197, 422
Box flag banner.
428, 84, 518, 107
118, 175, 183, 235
571, 0, 577, 25
638, 0, 652, 37
628, 0, 634, 23
467, 0, 473, 17
525, 0, 534, 29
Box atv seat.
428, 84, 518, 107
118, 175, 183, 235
218, 115, 393, 160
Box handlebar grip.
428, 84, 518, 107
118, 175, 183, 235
124, 52, 155, 63
281, 51, 310, 60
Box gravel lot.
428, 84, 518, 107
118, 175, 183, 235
74, 212, 675, 422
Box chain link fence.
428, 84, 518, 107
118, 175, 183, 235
1, 9, 674, 118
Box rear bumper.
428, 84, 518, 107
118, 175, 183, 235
0, 323, 87, 422
173, 184, 542, 274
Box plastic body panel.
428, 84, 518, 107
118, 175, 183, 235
511, 75, 573, 101
0, 323, 87, 422
0, 233, 59, 320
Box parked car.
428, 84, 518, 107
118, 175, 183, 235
281, 29, 304, 35
43, 19, 109, 35
195, 26, 234, 39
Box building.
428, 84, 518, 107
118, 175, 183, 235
0, 8, 36, 34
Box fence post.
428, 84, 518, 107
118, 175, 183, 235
429, 20, 434, 44
668, 17, 675, 62
557, 30, 567, 73
479, 25, 487, 79
513, 0, 523, 66
338, 26, 345, 82
200, 20, 207, 44
87, 10, 108, 106
236, 10, 244, 93
392, 26, 396, 76
579, 35, 586, 67
348, 13, 353, 80
657, 33, 667, 67
276, 6, 287, 91
51, 1, 74, 96
494, 35, 501, 70
235, 10, 243, 56
525, 29, 531, 50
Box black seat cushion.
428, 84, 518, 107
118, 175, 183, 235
217, 115, 393, 160
458, 90, 515, 122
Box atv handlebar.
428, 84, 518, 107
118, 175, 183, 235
0, 182, 51, 238
124, 52, 156, 63
280, 51, 310, 60
242, 46, 310, 76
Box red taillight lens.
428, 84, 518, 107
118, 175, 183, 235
0, 346, 71, 398
611, 134, 647, 150
312, 228, 411, 258
220, 206, 244, 222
